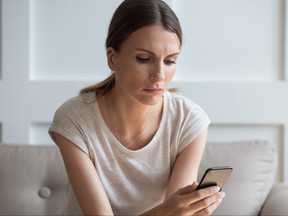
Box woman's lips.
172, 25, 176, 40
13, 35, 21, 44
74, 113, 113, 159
143, 88, 163, 94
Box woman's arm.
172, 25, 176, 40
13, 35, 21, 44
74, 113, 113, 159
53, 133, 114, 216
141, 128, 225, 215
165, 127, 208, 198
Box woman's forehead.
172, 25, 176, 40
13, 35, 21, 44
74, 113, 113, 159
120, 24, 181, 54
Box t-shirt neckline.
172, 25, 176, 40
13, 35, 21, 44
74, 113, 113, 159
93, 93, 167, 154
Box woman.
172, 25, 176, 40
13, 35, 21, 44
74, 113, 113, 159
49, 0, 225, 215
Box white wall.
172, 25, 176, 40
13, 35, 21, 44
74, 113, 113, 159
0, 0, 287, 182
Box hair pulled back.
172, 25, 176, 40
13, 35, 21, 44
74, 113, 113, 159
81, 0, 182, 95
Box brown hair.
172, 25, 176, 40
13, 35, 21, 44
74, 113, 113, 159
81, 0, 182, 95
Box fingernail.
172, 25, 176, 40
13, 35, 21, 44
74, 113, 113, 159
221, 191, 226, 198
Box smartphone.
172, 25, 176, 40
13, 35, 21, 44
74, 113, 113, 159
196, 166, 233, 190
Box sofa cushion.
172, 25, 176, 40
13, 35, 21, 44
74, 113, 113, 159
260, 183, 288, 215
0, 141, 277, 215
198, 140, 277, 215
0, 144, 68, 216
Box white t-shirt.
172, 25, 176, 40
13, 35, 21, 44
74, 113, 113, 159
49, 91, 210, 215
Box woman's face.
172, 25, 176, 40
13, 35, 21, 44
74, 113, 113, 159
107, 24, 180, 105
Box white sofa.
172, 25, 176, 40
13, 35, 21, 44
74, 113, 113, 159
0, 140, 288, 215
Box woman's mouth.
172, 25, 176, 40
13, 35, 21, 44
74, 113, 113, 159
143, 88, 163, 94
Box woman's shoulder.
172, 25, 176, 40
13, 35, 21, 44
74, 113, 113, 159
164, 91, 201, 111
164, 90, 210, 123
55, 92, 97, 115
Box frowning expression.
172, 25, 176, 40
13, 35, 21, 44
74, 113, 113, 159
107, 24, 181, 105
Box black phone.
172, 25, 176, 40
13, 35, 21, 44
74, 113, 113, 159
196, 166, 233, 190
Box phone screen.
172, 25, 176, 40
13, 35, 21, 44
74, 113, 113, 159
197, 166, 233, 190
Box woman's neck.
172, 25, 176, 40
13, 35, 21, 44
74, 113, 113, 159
101, 88, 162, 149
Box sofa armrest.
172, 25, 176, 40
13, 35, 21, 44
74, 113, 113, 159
260, 183, 288, 215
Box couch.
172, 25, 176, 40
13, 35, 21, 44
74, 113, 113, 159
0, 140, 288, 215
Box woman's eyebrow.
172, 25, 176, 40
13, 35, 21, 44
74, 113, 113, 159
135, 48, 180, 57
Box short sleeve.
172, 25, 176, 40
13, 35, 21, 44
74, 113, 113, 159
178, 103, 211, 153
48, 100, 89, 156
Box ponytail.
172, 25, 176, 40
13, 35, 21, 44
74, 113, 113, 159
80, 74, 115, 96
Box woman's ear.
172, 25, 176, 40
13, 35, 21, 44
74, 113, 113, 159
107, 47, 116, 71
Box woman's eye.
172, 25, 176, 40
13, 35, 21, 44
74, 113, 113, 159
136, 56, 150, 63
164, 60, 176, 65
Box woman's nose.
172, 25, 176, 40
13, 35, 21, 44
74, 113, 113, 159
149, 64, 164, 82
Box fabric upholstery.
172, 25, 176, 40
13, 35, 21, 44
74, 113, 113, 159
199, 140, 277, 215
260, 183, 288, 215
0, 141, 285, 215
0, 145, 68, 215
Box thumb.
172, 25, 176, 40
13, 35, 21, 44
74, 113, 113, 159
191, 181, 199, 190
176, 181, 199, 195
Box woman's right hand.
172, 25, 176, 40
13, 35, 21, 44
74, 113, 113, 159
142, 182, 225, 216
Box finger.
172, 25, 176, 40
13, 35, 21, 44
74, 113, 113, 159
197, 185, 221, 193
176, 181, 199, 196
194, 198, 223, 216
189, 191, 225, 213
191, 181, 199, 190
176, 184, 195, 195
181, 186, 223, 207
